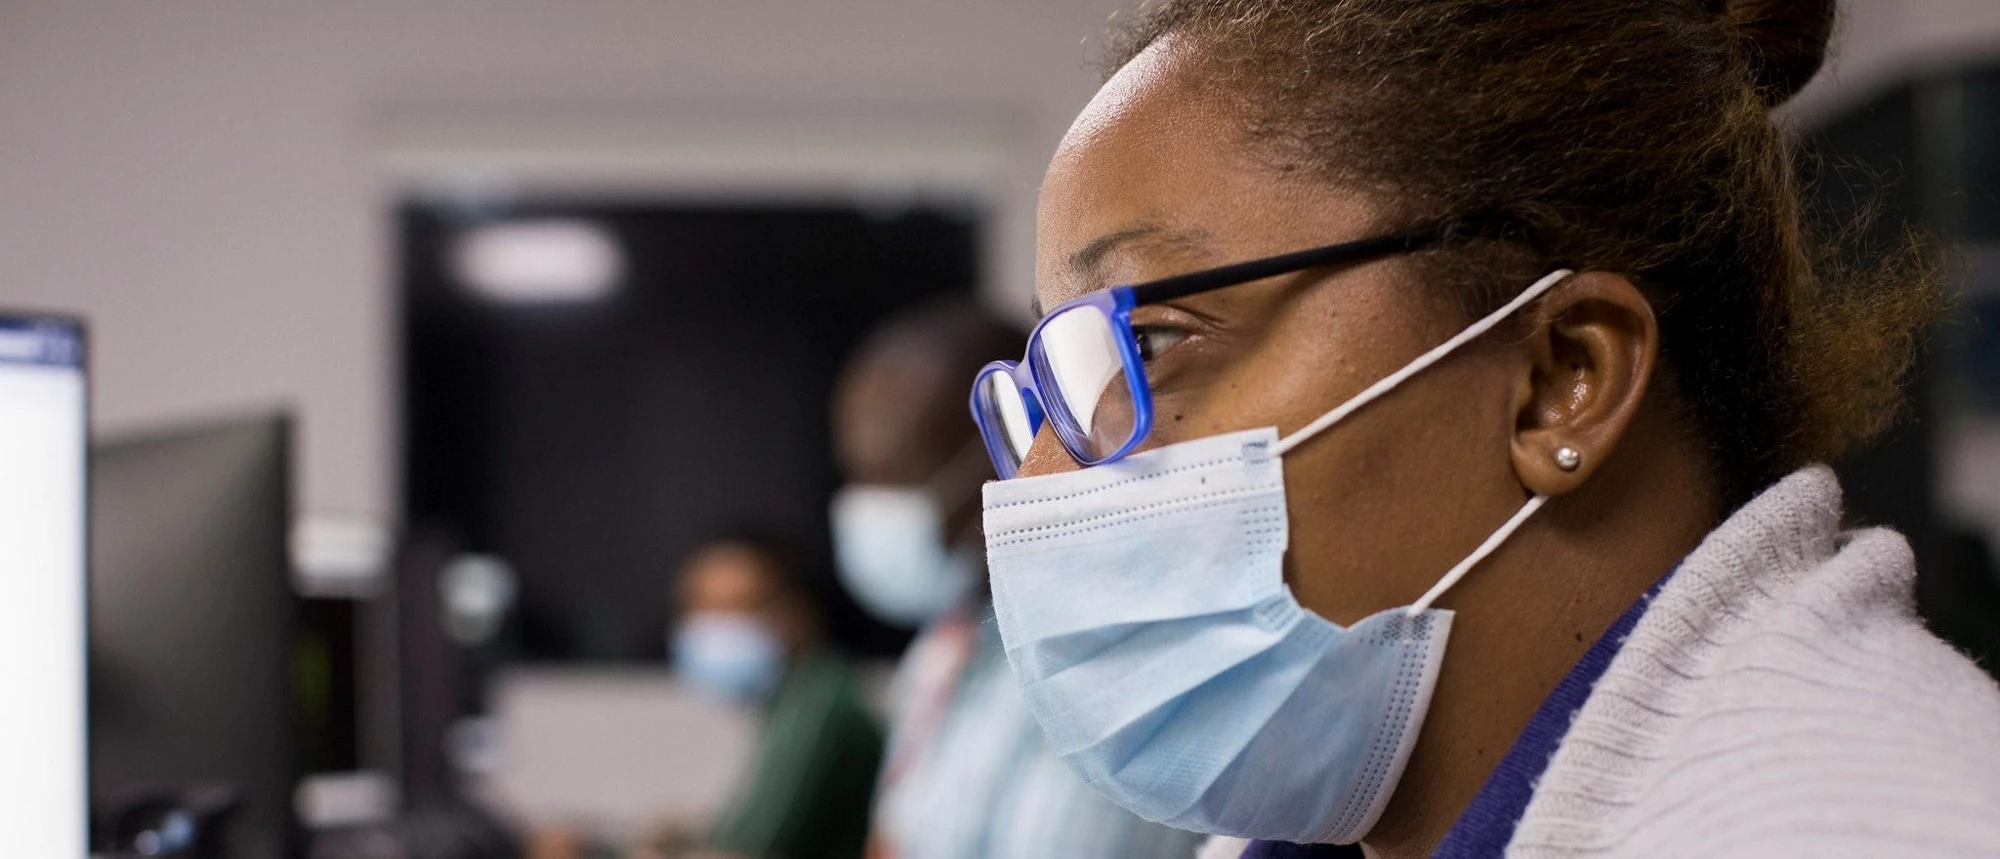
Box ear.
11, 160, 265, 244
1507, 271, 1658, 496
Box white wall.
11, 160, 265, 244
0, 0, 1125, 521
1792, 0, 2000, 122
3, 0, 1996, 523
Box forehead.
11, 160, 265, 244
680, 545, 780, 609
1037, 39, 1363, 303
1041, 41, 1230, 262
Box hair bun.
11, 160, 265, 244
1711, 0, 1835, 106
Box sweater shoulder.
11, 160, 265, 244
1700, 526, 2000, 715
1619, 575, 2000, 856
1509, 469, 2000, 857
1681, 536, 2000, 775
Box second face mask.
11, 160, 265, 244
831, 486, 975, 626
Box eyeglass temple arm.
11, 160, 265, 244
1123, 224, 1456, 306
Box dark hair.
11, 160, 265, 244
1108, 0, 1942, 505
857, 296, 1027, 392
844, 295, 1027, 455
686, 525, 818, 605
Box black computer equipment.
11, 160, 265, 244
90, 413, 297, 858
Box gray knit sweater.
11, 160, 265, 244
1508, 465, 2000, 856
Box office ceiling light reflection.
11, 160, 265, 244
452, 219, 624, 303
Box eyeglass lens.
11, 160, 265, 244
980, 372, 1037, 473
1037, 304, 1140, 462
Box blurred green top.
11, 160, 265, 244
708, 648, 884, 859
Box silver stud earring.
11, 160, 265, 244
1554, 446, 1582, 472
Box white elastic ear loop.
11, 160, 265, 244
1407, 494, 1546, 614
1272, 269, 1575, 456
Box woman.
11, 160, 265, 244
967, 1, 2000, 856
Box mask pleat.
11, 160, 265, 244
1024, 602, 1300, 753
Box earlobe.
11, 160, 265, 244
1509, 271, 1658, 497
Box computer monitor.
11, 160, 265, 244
0, 312, 89, 856
90, 413, 296, 858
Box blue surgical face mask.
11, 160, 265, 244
831, 441, 989, 626
982, 270, 1569, 844
672, 613, 784, 706
830, 486, 974, 626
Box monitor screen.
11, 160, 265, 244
0, 313, 88, 856
91, 412, 295, 858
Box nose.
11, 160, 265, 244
1016, 425, 1083, 478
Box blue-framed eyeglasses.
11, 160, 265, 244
969, 221, 1466, 478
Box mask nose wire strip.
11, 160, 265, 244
1271, 269, 1575, 457
1407, 494, 1548, 614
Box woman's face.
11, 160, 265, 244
1022, 39, 1538, 624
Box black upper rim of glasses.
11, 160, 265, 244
1120, 217, 1495, 308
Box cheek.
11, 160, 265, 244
1139, 375, 1259, 452
1278, 352, 1524, 625
1241, 289, 1526, 625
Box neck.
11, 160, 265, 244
1360, 435, 1720, 858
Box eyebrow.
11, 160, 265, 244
1032, 225, 1215, 317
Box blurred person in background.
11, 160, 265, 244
668, 532, 883, 859
830, 298, 1203, 858
968, 0, 2000, 857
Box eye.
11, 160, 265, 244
1132, 324, 1190, 363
